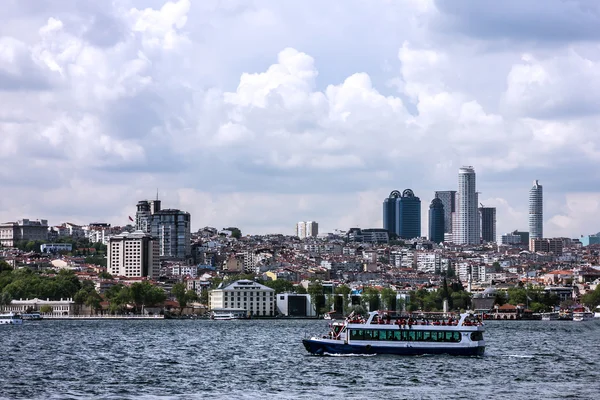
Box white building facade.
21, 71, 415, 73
456, 166, 479, 245
209, 280, 275, 316
529, 180, 543, 240
108, 231, 160, 278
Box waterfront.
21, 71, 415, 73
1, 319, 599, 400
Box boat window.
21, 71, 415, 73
378, 330, 387, 341
471, 332, 483, 341
453, 332, 461, 342
408, 331, 416, 341
393, 331, 402, 341
431, 331, 438, 341
422, 331, 431, 341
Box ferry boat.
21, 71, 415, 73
572, 307, 594, 322
21, 313, 43, 321
0, 312, 24, 325
303, 311, 485, 356
210, 308, 248, 320
541, 312, 559, 321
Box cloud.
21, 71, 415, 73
1, 0, 600, 239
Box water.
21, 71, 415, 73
1, 319, 599, 399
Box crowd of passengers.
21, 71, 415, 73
345, 313, 483, 327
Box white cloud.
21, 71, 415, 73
1, 0, 600, 239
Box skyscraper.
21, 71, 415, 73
397, 189, 421, 239
428, 197, 445, 243
457, 166, 479, 245
296, 221, 307, 239
383, 190, 401, 237
296, 221, 318, 239
479, 206, 496, 243
434, 190, 457, 234
529, 180, 543, 240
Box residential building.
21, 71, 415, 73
346, 228, 389, 244
529, 238, 563, 256
529, 180, 543, 240
383, 190, 401, 237
296, 221, 318, 239
456, 166, 479, 245
435, 190, 457, 234
501, 233, 521, 245
0, 219, 48, 247
479, 206, 497, 243
209, 279, 275, 316
40, 243, 73, 253
150, 209, 191, 259
107, 231, 160, 278
428, 197, 445, 243
397, 189, 421, 239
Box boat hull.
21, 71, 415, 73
302, 338, 485, 357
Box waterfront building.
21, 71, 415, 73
108, 231, 160, 278
580, 233, 600, 247
1, 298, 75, 316
479, 207, 497, 243
276, 293, 316, 317
383, 190, 401, 237
434, 190, 457, 234
0, 219, 49, 247
397, 189, 421, 239
529, 180, 543, 240
456, 167, 479, 245
209, 279, 275, 317
428, 197, 445, 243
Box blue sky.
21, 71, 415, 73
1, 0, 600, 238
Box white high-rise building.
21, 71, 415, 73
529, 180, 543, 240
296, 221, 307, 239
296, 221, 318, 239
108, 231, 160, 278
456, 166, 479, 245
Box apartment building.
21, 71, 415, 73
108, 231, 160, 278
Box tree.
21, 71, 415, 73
98, 271, 113, 279
185, 289, 199, 303
0, 291, 12, 311
172, 283, 187, 314
263, 279, 294, 294
225, 227, 242, 239
380, 288, 397, 311
582, 286, 600, 309
492, 262, 502, 272
295, 285, 307, 294
39, 305, 53, 314
307, 282, 325, 316
362, 287, 380, 311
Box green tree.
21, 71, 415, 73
185, 289, 199, 303
380, 288, 397, 311
98, 271, 113, 279
295, 285, 307, 294
225, 227, 242, 239
39, 305, 53, 314
263, 279, 294, 294
172, 283, 187, 314
582, 286, 600, 309
362, 287, 380, 311
308, 282, 326, 316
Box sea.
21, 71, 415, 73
1, 318, 599, 400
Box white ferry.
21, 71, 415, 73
0, 312, 24, 325
210, 308, 248, 320
303, 311, 485, 356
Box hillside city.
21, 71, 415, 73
1, 166, 600, 319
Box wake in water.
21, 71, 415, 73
322, 352, 377, 357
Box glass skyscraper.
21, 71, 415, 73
383, 190, 401, 237
434, 190, 456, 234
457, 166, 479, 245
529, 180, 543, 240
428, 197, 445, 243
479, 206, 496, 243
397, 189, 421, 239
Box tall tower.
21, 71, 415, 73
457, 166, 479, 245
428, 197, 445, 243
383, 190, 401, 237
479, 206, 497, 243
296, 222, 307, 239
434, 190, 457, 234
396, 189, 421, 239
529, 180, 543, 240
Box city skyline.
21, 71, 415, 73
1, 1, 600, 238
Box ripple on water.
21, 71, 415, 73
1, 319, 599, 399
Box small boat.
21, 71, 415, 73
303, 311, 485, 356
0, 312, 24, 325
572, 307, 594, 322
541, 312, 559, 321
210, 308, 248, 320
21, 313, 43, 321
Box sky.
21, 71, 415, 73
2, 0, 600, 238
